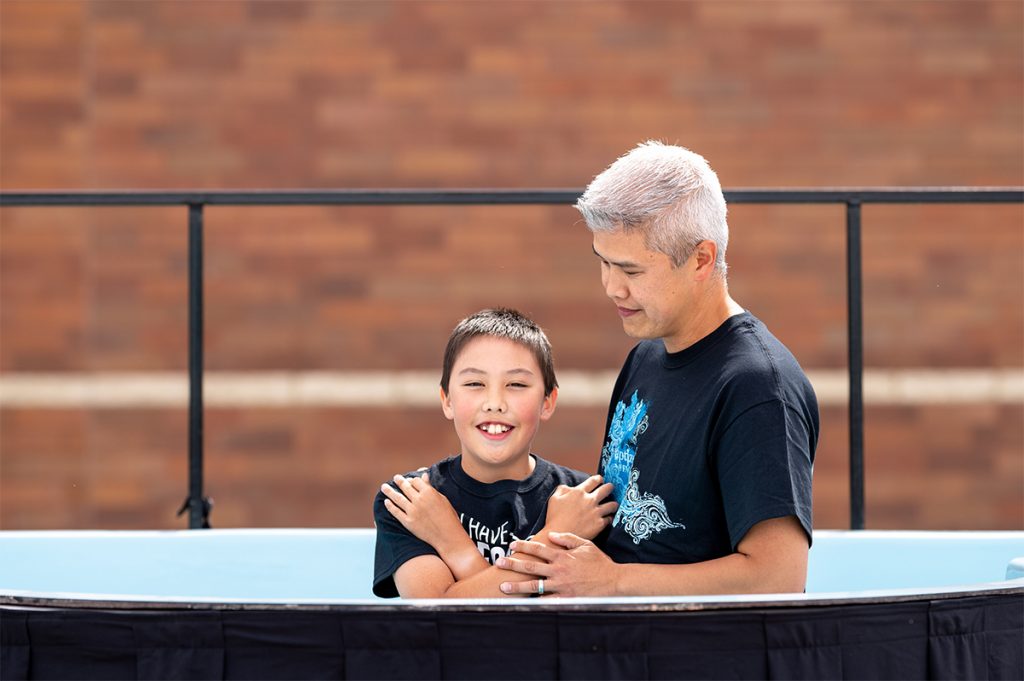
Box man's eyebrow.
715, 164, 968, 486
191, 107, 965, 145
592, 246, 641, 269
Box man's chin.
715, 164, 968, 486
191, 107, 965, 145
619, 316, 649, 339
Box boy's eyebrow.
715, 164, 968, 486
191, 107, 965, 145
456, 367, 536, 376
592, 246, 642, 269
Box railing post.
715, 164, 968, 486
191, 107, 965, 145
177, 202, 211, 529
846, 199, 865, 530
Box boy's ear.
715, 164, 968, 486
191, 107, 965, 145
440, 387, 455, 421
540, 387, 558, 421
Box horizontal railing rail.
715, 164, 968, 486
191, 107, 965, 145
3, 187, 1022, 530
1, 187, 1021, 206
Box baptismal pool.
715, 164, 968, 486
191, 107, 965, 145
2, 529, 1021, 680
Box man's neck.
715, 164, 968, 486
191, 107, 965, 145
663, 285, 744, 354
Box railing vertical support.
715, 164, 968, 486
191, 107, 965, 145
178, 202, 211, 529
846, 199, 865, 530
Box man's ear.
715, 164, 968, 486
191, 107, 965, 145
440, 387, 455, 421
540, 387, 558, 421
692, 240, 718, 281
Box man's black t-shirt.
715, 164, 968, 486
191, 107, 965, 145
599, 312, 818, 565
372, 454, 589, 598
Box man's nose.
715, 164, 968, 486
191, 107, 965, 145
604, 268, 626, 300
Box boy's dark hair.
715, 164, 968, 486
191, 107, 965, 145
441, 308, 558, 397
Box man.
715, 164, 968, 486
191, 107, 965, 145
496, 141, 818, 596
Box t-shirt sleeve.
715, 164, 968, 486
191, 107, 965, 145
371, 486, 439, 598
714, 399, 814, 550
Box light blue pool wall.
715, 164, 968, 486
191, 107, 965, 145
2, 529, 1022, 601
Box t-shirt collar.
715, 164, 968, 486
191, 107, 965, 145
451, 454, 551, 497
660, 311, 753, 369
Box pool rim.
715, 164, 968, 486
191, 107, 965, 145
2, 580, 1022, 613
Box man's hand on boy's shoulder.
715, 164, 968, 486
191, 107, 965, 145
544, 475, 618, 540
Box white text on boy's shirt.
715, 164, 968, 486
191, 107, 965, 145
459, 513, 522, 564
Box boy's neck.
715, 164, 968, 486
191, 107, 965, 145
459, 452, 537, 484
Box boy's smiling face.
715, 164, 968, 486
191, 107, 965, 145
441, 335, 557, 483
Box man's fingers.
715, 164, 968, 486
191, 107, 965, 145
500, 540, 557, 575
598, 500, 619, 517
578, 475, 604, 493
496, 556, 551, 577
506, 539, 555, 562
499, 578, 547, 595
548, 532, 590, 550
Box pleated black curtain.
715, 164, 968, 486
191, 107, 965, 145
2, 594, 1021, 680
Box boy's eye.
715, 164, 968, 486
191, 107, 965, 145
463, 381, 484, 388
508, 382, 529, 389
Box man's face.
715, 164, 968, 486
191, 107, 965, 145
592, 228, 697, 351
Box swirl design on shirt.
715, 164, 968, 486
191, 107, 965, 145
618, 469, 685, 544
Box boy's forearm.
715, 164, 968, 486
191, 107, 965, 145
439, 538, 563, 597
407, 532, 562, 599
410, 512, 564, 594
438, 564, 535, 599
432, 523, 561, 581
434, 532, 489, 581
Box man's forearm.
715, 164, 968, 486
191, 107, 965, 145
497, 516, 810, 597
607, 550, 806, 597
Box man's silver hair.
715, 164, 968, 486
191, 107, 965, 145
575, 141, 729, 275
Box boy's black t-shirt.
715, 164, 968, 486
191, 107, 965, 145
599, 312, 818, 565
372, 454, 589, 598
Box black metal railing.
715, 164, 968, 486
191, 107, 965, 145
2, 187, 1021, 530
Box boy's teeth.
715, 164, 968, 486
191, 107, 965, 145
484, 424, 510, 435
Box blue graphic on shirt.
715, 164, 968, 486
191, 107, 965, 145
600, 391, 648, 500
601, 391, 686, 544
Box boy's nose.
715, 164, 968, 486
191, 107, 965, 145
483, 392, 506, 413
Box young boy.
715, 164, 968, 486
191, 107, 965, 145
372, 308, 616, 598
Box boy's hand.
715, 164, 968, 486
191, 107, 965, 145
543, 475, 618, 540
382, 473, 488, 580
382, 473, 463, 546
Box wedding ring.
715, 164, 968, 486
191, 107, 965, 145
538, 579, 545, 596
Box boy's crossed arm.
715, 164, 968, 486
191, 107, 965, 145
380, 474, 616, 598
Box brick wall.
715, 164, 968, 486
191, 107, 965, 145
1, 0, 1021, 531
